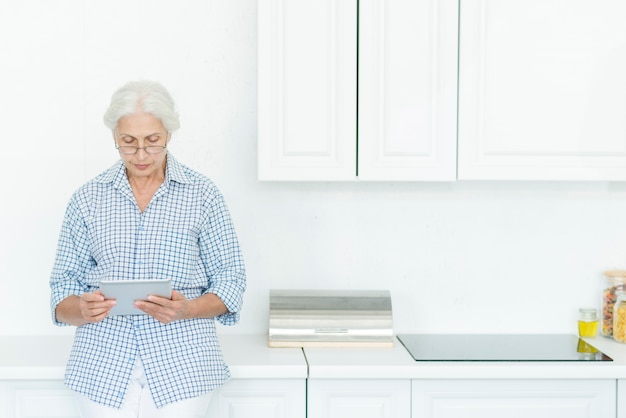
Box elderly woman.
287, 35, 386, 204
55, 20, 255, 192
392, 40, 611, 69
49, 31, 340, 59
50, 80, 246, 417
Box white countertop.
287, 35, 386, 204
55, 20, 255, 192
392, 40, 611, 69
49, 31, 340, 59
221, 334, 307, 379
304, 335, 626, 380
2, 334, 626, 381
0, 334, 307, 380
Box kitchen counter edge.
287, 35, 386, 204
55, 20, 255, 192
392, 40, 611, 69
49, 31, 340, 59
0, 334, 307, 380
3, 334, 626, 381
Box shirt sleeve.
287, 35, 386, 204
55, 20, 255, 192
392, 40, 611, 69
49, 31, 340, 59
49, 194, 93, 326
199, 192, 246, 326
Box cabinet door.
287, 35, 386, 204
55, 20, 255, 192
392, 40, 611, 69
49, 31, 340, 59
458, 0, 626, 180
618, 379, 626, 418
258, 0, 357, 181
308, 379, 410, 418
359, 0, 458, 181
207, 379, 305, 418
0, 381, 80, 418
413, 379, 615, 418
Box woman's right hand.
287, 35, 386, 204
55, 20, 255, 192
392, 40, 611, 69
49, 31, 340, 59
56, 292, 116, 326
79, 290, 116, 323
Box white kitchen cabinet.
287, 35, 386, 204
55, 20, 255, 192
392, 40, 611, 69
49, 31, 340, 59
358, 0, 458, 181
618, 379, 626, 418
257, 0, 357, 181
207, 379, 305, 418
257, 0, 458, 181
413, 379, 615, 418
458, 0, 626, 180
0, 379, 305, 418
307, 379, 410, 418
0, 381, 80, 418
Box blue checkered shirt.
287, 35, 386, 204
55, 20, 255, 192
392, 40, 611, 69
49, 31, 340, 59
50, 154, 246, 409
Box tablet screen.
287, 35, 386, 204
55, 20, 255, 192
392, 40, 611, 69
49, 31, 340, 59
99, 279, 172, 316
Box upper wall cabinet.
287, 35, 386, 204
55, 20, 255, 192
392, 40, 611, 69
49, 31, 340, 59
258, 0, 357, 181
258, 0, 459, 181
458, 0, 626, 180
358, 0, 458, 181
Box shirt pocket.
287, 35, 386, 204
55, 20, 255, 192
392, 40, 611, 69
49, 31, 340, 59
83, 216, 119, 288
155, 229, 205, 290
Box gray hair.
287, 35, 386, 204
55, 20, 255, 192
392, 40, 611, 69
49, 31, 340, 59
103, 80, 180, 132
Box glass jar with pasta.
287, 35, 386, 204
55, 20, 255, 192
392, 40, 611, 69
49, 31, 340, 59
602, 270, 626, 337
613, 292, 626, 343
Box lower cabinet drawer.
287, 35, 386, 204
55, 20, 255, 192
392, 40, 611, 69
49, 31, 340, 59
413, 379, 615, 418
207, 379, 306, 418
0, 381, 80, 418
308, 379, 411, 418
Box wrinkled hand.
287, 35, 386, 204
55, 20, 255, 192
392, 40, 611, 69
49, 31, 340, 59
79, 290, 116, 323
135, 290, 190, 324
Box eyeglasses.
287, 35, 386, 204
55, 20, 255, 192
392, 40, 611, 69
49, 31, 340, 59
116, 145, 167, 155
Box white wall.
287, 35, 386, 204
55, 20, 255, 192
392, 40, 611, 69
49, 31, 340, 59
1, 0, 625, 337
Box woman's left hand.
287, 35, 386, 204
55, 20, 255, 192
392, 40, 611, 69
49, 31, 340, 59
135, 290, 190, 324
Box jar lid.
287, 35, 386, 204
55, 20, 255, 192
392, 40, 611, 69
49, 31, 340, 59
579, 307, 598, 320
604, 269, 626, 285
604, 269, 626, 278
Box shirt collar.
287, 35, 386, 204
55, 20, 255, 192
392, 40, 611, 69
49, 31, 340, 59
164, 154, 192, 184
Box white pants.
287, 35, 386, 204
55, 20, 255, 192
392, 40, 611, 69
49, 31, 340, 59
76, 358, 213, 418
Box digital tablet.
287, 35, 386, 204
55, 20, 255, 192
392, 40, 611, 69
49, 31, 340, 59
99, 279, 172, 316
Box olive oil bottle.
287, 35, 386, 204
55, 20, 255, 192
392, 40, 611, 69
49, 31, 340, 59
578, 308, 598, 338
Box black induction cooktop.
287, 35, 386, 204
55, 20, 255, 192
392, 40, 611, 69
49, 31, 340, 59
397, 334, 612, 362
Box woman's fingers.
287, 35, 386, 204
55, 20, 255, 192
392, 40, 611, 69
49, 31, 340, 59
79, 291, 116, 323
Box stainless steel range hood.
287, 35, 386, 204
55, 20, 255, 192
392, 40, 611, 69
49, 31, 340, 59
268, 289, 394, 348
